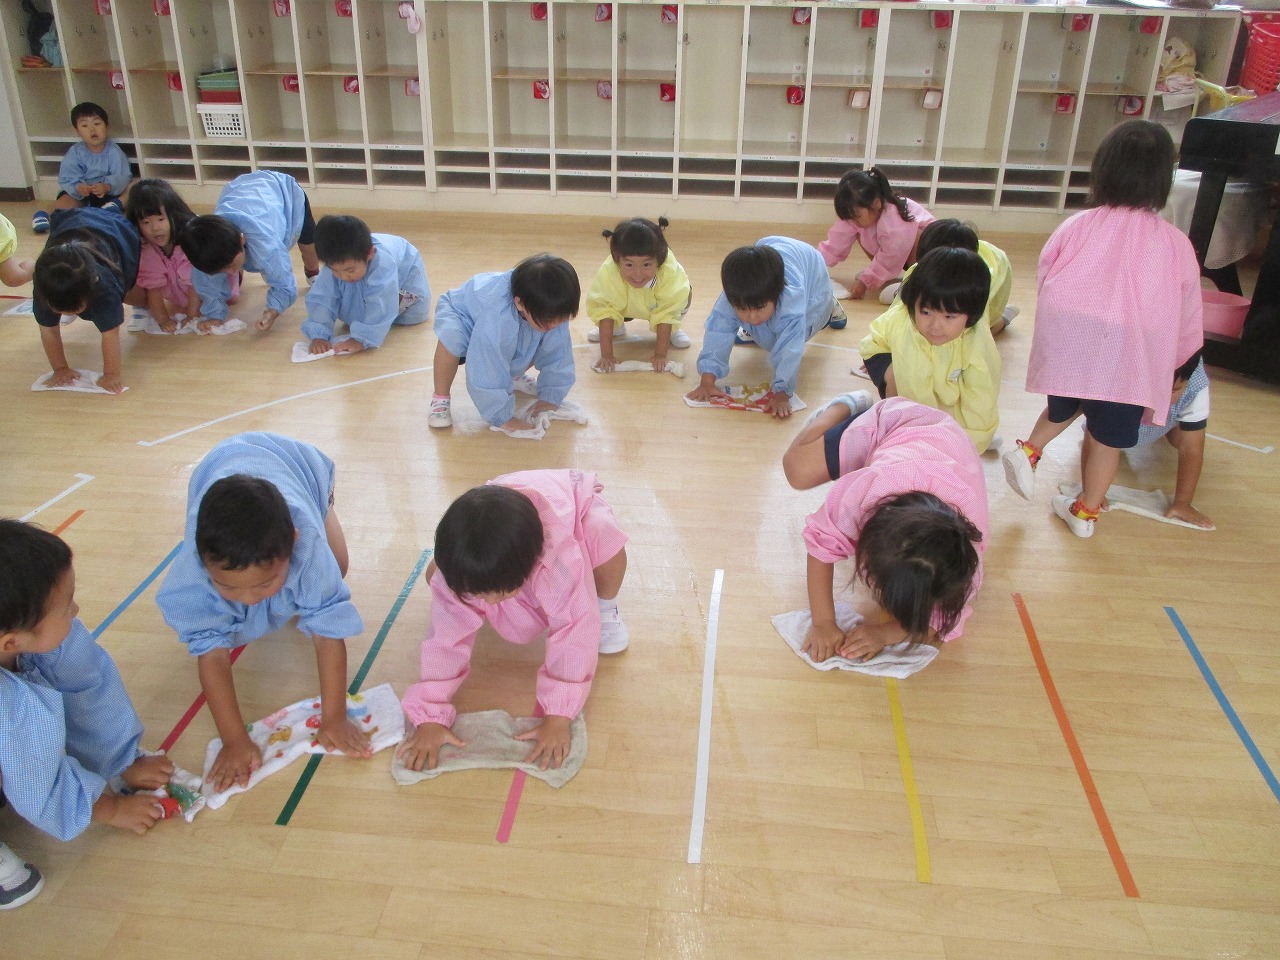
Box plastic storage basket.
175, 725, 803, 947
1240, 21, 1280, 96
197, 103, 245, 138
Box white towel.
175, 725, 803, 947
491, 397, 590, 440
31, 369, 128, 394
200, 682, 405, 809
512, 372, 539, 394
593, 358, 686, 378
683, 381, 807, 414
128, 310, 246, 336
291, 340, 335, 362
1057, 482, 1215, 531
392, 710, 587, 789
772, 604, 939, 679
2, 298, 34, 316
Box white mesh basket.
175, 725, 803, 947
196, 103, 246, 138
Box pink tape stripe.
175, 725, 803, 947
495, 703, 545, 843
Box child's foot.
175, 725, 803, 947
0, 844, 43, 910
878, 280, 903, 306
669, 328, 691, 349
807, 390, 873, 426
1052, 495, 1098, 539
734, 326, 755, 345
31, 210, 49, 234
598, 601, 629, 654
587, 320, 629, 344
827, 300, 848, 330
428, 396, 452, 428
1001, 441, 1039, 501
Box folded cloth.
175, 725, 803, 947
31, 370, 128, 394
1057, 482, 1215, 531
593, 358, 686, 378
772, 604, 939, 679
2, 298, 34, 316
392, 710, 587, 789
683, 381, 807, 414
292, 340, 335, 362
200, 682, 405, 809
491, 397, 590, 440
128, 311, 246, 336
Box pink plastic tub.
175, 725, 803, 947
1201, 289, 1250, 339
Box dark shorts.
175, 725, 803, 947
823, 411, 858, 481
863, 353, 892, 399
56, 191, 121, 208
1047, 395, 1145, 449
298, 194, 316, 245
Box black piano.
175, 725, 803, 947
1179, 91, 1280, 382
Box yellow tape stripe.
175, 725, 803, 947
886, 677, 931, 883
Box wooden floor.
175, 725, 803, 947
1, 202, 1278, 959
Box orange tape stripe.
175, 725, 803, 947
52, 510, 85, 535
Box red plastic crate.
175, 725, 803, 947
199, 90, 242, 104
1240, 22, 1280, 96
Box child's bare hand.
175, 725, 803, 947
121, 753, 175, 791
500, 417, 538, 434
848, 279, 868, 300
515, 715, 572, 770
316, 717, 373, 757
89, 183, 108, 198
765, 393, 793, 419
686, 381, 728, 403
48, 366, 78, 387
309, 337, 332, 354
194, 318, 221, 334
97, 372, 125, 394
530, 400, 557, 416
1166, 502, 1215, 530
649, 354, 668, 372
207, 737, 263, 792
158, 316, 178, 333
397, 722, 466, 771
332, 339, 364, 355
839, 621, 900, 662
802, 621, 845, 663
596, 354, 618, 373
108, 794, 165, 834
75, 184, 91, 197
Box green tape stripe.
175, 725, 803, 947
275, 548, 432, 826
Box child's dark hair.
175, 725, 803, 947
721, 243, 785, 310
856, 492, 982, 645
1087, 120, 1175, 211
510, 253, 581, 329
1174, 349, 1203, 384
603, 217, 669, 265
434, 486, 544, 597
33, 232, 121, 314
178, 215, 244, 274
196, 476, 295, 570
314, 215, 374, 266
70, 101, 108, 127
125, 178, 197, 238
834, 167, 913, 223
0, 519, 73, 633
916, 219, 979, 259
900, 247, 990, 328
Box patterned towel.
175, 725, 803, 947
200, 682, 405, 809
683, 381, 806, 414
392, 710, 587, 789
772, 604, 939, 678
127, 310, 246, 336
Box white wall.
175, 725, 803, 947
0, 70, 32, 190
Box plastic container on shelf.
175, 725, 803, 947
1201, 289, 1250, 339
197, 103, 246, 138
1240, 21, 1280, 95
198, 90, 242, 104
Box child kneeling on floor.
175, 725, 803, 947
398, 469, 628, 773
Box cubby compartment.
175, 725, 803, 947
810, 7, 876, 88
882, 8, 952, 87
1006, 93, 1077, 166
805, 87, 872, 158
1019, 10, 1090, 93
940, 11, 1020, 165
677, 5, 743, 155
1086, 13, 1161, 97
556, 173, 611, 193
678, 177, 735, 198
554, 78, 613, 152
294, 0, 359, 75
364, 75, 425, 146
739, 178, 801, 200
303, 74, 366, 144
618, 174, 673, 196
742, 85, 805, 157
423, 0, 488, 150
57, 2, 122, 70
68, 73, 134, 137
436, 169, 492, 190
116, 0, 178, 71
872, 161, 933, 195
128, 76, 193, 141
617, 78, 674, 153
241, 74, 303, 142
7, 70, 72, 138
496, 171, 551, 191
373, 167, 427, 188
489, 1, 552, 153
234, 0, 298, 75
357, 0, 421, 76
557, 151, 611, 174
1000, 166, 1066, 209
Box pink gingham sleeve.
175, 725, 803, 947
135, 245, 169, 291
859, 203, 927, 290
528, 558, 601, 719
400, 570, 485, 728
817, 219, 860, 268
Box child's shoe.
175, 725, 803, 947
31, 210, 49, 234
669, 328, 691, 349
878, 280, 903, 305
598, 601, 629, 654
734, 326, 755, 345
0, 844, 43, 910
827, 300, 848, 330
1052, 495, 1097, 539
427, 396, 452, 428
1001, 441, 1039, 501
587, 320, 629, 343
831, 279, 851, 300
1001, 305, 1019, 327
807, 390, 873, 426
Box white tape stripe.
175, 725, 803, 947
687, 567, 724, 865
1207, 433, 1274, 454
20, 473, 94, 521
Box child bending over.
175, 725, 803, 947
587, 216, 692, 372
782, 396, 987, 663
179, 170, 320, 332
901, 219, 1016, 334
32, 102, 134, 234
155, 432, 371, 792
429, 254, 580, 434
858, 246, 1001, 452
399, 469, 628, 772
302, 215, 431, 355
1002, 120, 1204, 539
1, 520, 173, 847
32, 206, 144, 394
689, 236, 846, 420
819, 167, 935, 302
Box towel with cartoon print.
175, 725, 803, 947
200, 682, 405, 809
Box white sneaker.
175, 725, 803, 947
1001, 444, 1036, 501
427, 397, 452, 428
587, 321, 629, 343
669, 328, 691, 349
0, 843, 43, 910
1002, 305, 1020, 325
1052, 495, 1096, 539
598, 604, 629, 654
807, 390, 873, 426
831, 279, 851, 300
878, 281, 902, 306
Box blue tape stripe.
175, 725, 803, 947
1164, 606, 1280, 804
92, 542, 182, 640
